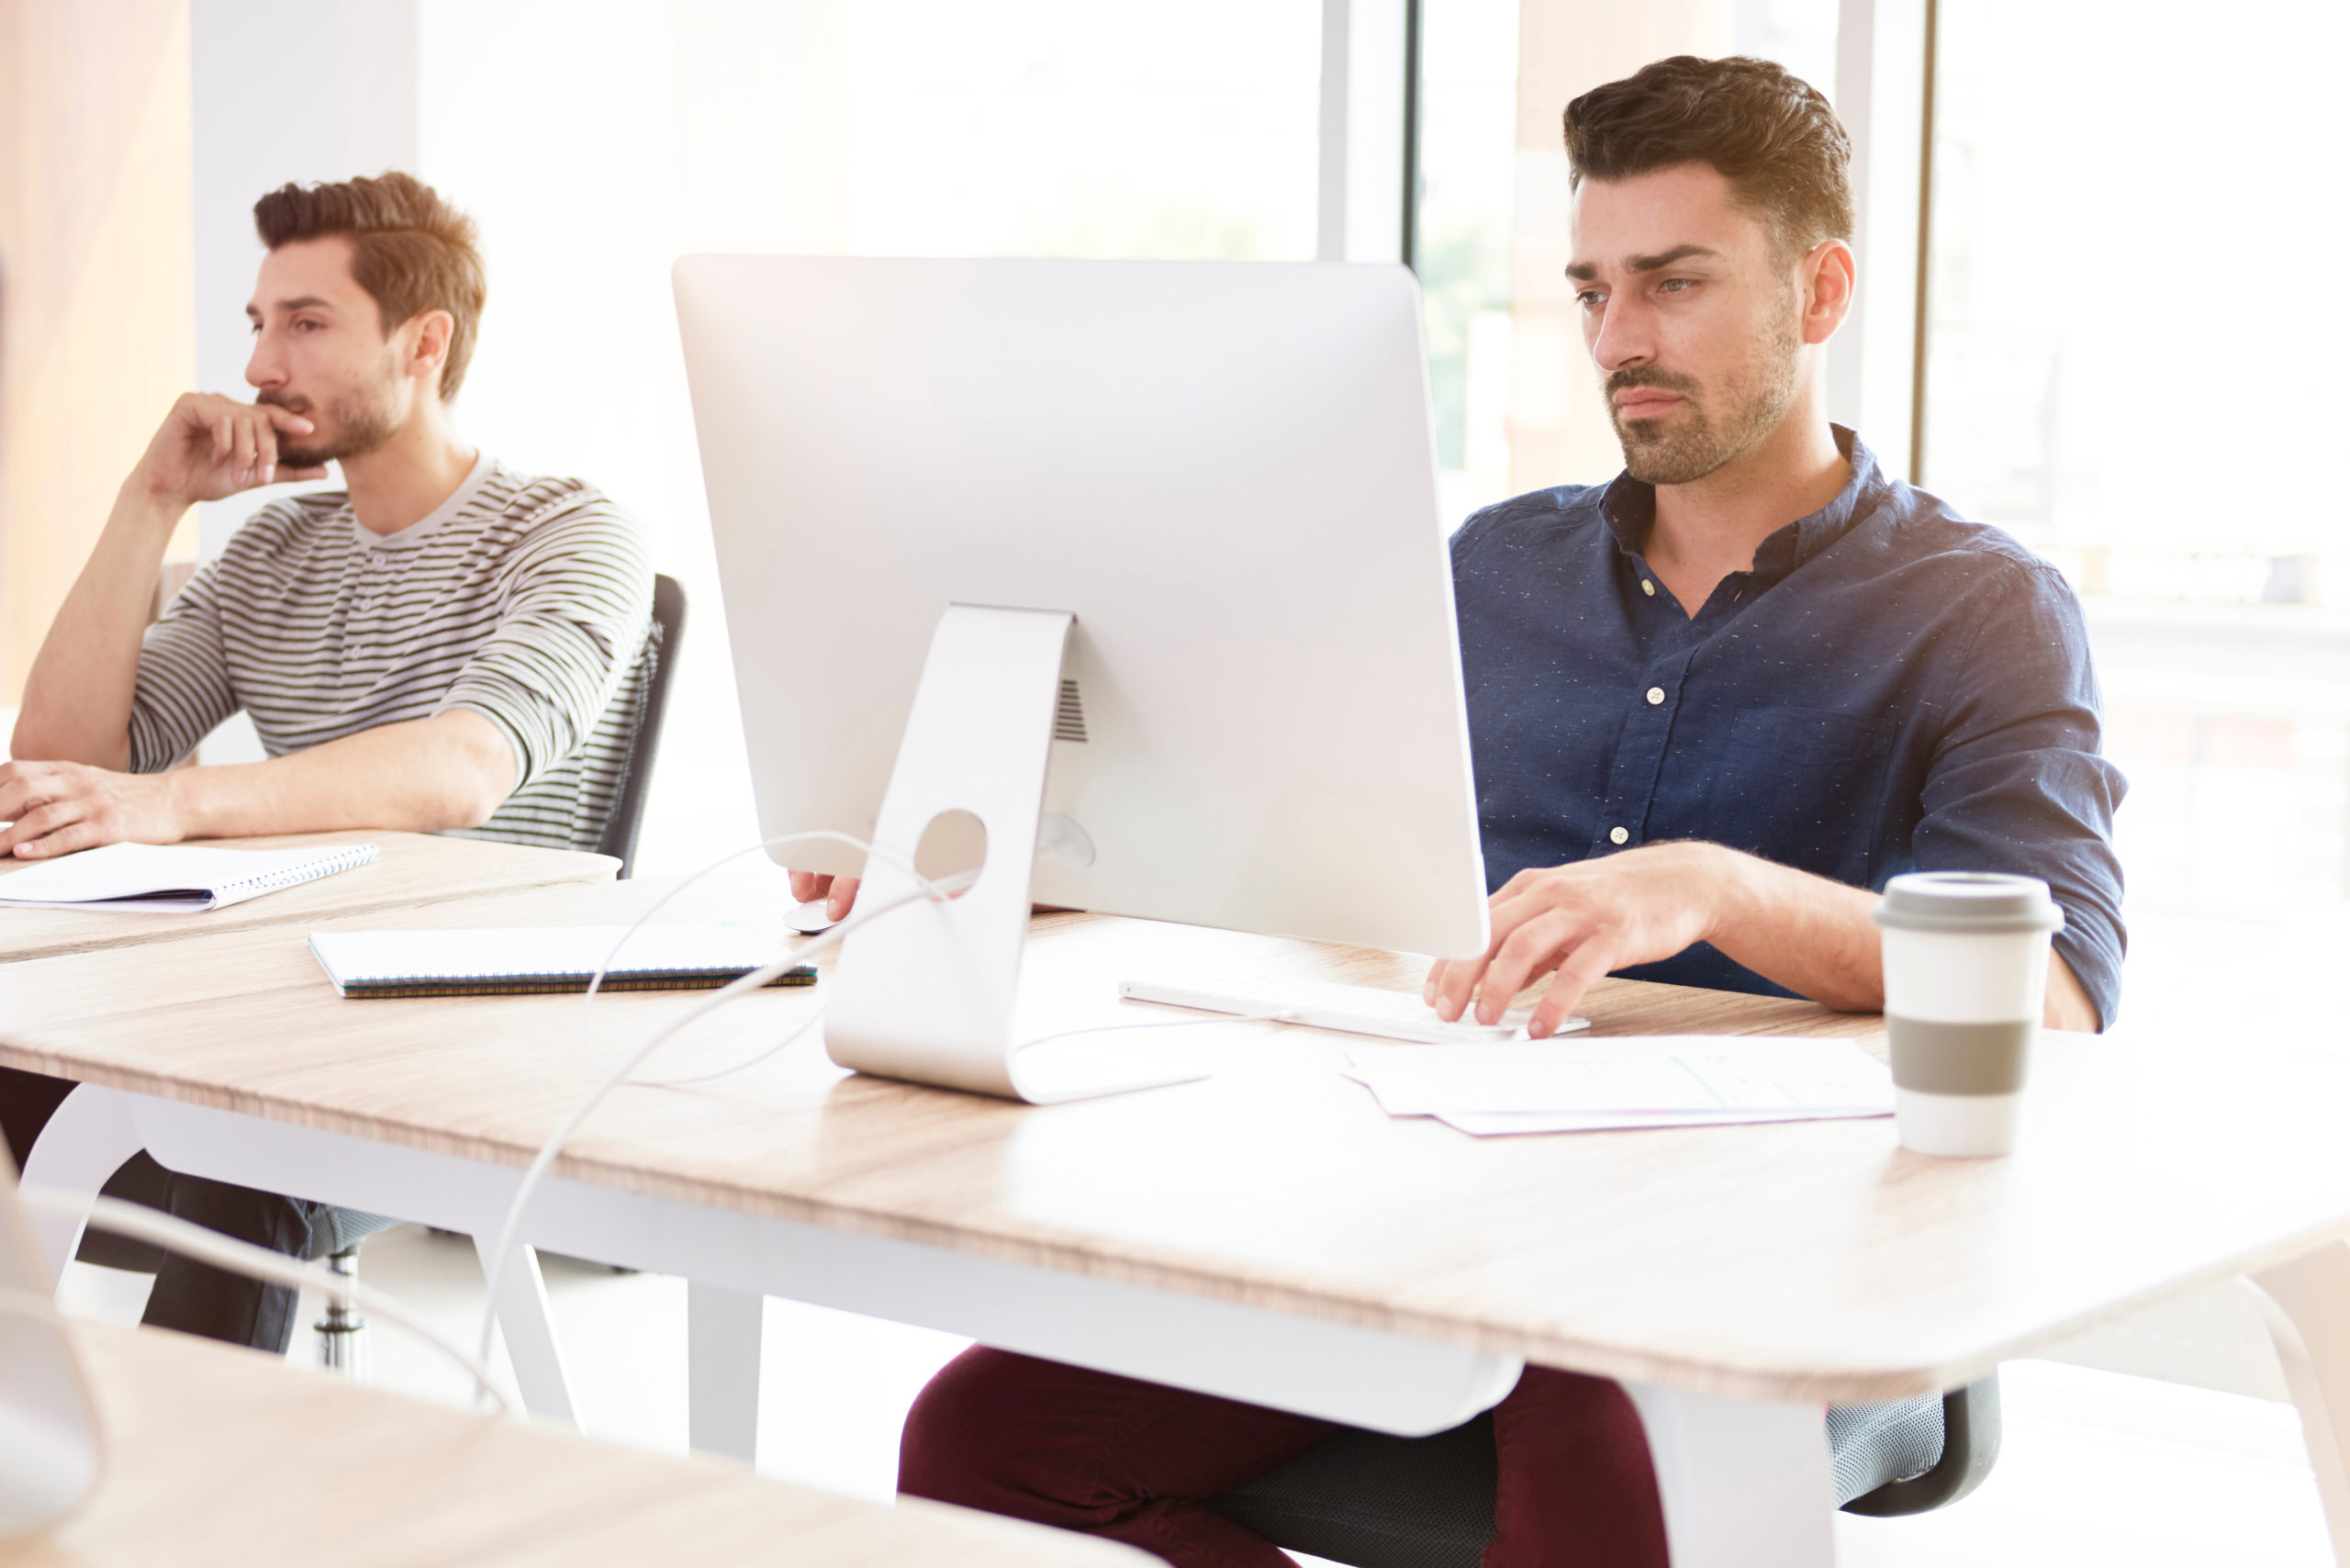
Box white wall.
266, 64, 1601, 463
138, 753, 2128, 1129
188, 0, 420, 765
415, 0, 762, 875
190, 0, 420, 561
183, 3, 765, 865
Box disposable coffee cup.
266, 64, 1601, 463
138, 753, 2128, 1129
1871, 872, 2064, 1158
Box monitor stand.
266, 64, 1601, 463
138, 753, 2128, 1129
822, 604, 1215, 1103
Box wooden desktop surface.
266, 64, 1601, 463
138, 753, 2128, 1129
0, 832, 618, 962
0, 1323, 1147, 1567
0, 871, 2339, 1405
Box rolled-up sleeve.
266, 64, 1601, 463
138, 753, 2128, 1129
1913, 566, 2128, 1027
436, 497, 653, 794
126, 566, 241, 773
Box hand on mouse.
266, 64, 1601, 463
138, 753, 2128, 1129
788, 869, 861, 921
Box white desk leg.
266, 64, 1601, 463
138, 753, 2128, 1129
471, 1235, 576, 1427
18, 1084, 146, 1288
1624, 1383, 1836, 1568
688, 1281, 763, 1463
2249, 1242, 2350, 1565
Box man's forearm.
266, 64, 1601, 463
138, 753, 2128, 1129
1707, 850, 1884, 1011
1708, 847, 2098, 1030
12, 484, 187, 767
165, 711, 517, 839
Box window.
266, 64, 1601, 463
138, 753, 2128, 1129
1416, 0, 1520, 523
1922, 0, 2350, 1010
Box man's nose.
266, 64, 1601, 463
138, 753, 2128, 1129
245, 328, 283, 389
1588, 297, 1655, 375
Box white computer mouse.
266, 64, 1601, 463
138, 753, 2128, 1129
785, 900, 838, 935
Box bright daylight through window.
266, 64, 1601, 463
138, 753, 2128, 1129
1921, 0, 2350, 1015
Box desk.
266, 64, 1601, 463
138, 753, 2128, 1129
10, 872, 2350, 1568
0, 831, 617, 961
9, 1322, 1147, 1566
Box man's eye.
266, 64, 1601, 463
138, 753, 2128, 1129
1659, 277, 1695, 295
1574, 289, 1606, 309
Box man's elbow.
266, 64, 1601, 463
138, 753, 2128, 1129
425, 711, 518, 829
449, 749, 516, 828
445, 774, 510, 830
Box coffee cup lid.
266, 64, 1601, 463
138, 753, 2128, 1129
1872, 871, 2065, 935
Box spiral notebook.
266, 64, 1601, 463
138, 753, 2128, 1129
308, 925, 818, 998
0, 841, 380, 913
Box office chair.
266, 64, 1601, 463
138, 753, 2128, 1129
592, 572, 688, 881
1205, 1377, 2001, 1566
309, 574, 689, 1369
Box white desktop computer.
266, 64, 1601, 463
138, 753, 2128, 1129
676, 256, 1489, 1103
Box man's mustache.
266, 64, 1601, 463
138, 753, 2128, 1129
1605, 367, 1702, 401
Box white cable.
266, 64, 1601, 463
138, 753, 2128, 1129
629, 1000, 829, 1089
476, 870, 975, 1380
578, 830, 942, 1068
15, 1188, 514, 1416
497, 837, 1282, 1399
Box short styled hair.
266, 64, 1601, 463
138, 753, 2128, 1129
252, 172, 487, 400
1562, 55, 1853, 263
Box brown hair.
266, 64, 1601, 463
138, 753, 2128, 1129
252, 172, 487, 400
1562, 56, 1853, 263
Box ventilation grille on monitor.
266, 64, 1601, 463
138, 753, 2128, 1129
1054, 678, 1089, 743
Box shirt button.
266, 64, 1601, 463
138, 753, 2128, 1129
1640, 579, 1656, 597
1608, 826, 1629, 846
1645, 687, 1664, 705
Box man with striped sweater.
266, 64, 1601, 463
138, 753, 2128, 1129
0, 172, 654, 1352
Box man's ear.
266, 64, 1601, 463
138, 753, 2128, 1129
404, 308, 456, 390
1800, 239, 1856, 346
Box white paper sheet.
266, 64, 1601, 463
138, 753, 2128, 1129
1345, 1036, 1894, 1131
1435, 1107, 1844, 1137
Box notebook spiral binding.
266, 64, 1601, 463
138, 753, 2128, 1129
222, 842, 381, 896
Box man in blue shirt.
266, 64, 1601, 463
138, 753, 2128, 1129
897, 52, 2122, 1568
1421, 98, 2121, 1044
1429, 342, 2121, 1036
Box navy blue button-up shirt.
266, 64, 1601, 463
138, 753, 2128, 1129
1452, 429, 2127, 1026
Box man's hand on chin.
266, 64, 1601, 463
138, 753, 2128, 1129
0, 759, 185, 859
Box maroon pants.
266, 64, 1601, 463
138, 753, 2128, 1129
899, 1348, 1669, 1568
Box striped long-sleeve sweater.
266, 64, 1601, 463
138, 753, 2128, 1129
128, 454, 655, 853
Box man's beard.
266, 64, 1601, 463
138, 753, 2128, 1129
258, 376, 402, 469
1606, 300, 1804, 487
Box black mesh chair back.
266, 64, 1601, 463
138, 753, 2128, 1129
594, 573, 688, 879
1204, 1377, 2001, 1567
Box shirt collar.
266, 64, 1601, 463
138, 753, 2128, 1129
352, 450, 496, 552
1600, 425, 1882, 583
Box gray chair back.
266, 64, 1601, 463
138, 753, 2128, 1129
594, 573, 687, 880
